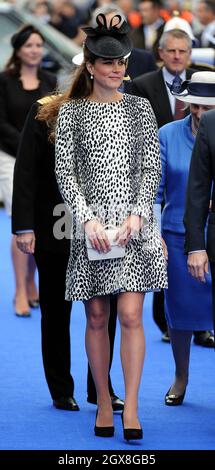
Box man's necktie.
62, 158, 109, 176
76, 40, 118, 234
174, 97, 185, 120
172, 75, 185, 120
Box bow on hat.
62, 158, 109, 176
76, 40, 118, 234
82, 14, 130, 39
167, 72, 215, 97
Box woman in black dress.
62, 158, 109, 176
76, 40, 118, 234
0, 24, 56, 316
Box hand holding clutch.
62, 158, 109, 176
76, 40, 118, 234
85, 222, 125, 261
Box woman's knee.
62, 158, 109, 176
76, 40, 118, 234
87, 309, 108, 331
118, 309, 142, 330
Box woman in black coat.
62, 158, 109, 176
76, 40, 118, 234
0, 24, 56, 316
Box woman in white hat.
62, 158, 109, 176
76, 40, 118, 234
155, 71, 215, 405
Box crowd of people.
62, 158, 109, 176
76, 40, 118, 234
0, 0, 215, 442
16, 0, 215, 49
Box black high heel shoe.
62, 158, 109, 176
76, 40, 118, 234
165, 387, 186, 406
121, 413, 143, 441
13, 298, 31, 317
28, 298, 40, 308
94, 410, 114, 437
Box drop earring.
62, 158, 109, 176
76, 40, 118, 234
90, 74, 94, 80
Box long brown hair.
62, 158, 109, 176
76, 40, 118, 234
37, 46, 98, 142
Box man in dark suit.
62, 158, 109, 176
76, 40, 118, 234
122, 47, 157, 94
132, 29, 194, 128
196, 0, 215, 47
126, 47, 157, 79
130, 0, 165, 60
184, 108, 215, 333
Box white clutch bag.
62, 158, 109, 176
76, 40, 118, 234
85, 225, 125, 261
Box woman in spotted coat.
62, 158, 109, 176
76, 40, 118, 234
55, 14, 167, 440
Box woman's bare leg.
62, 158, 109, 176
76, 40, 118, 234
85, 295, 113, 427
168, 328, 192, 395
118, 291, 145, 429
11, 235, 29, 313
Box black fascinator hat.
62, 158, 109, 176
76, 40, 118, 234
82, 14, 132, 59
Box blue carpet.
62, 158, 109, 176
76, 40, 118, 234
0, 208, 214, 450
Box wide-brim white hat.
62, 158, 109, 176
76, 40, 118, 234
173, 71, 215, 105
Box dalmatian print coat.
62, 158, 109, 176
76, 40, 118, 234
55, 93, 168, 301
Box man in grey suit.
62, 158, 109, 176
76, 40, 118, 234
184, 108, 215, 333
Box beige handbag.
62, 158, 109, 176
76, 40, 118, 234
85, 224, 125, 261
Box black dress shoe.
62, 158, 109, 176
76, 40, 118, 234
165, 388, 186, 406
162, 331, 170, 343
94, 410, 114, 437
111, 394, 124, 411
87, 394, 124, 411
121, 413, 143, 441
28, 298, 40, 308
193, 330, 214, 348
53, 396, 80, 411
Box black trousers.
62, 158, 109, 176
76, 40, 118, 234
153, 291, 167, 333
153, 202, 168, 334
34, 250, 117, 400
210, 262, 215, 335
